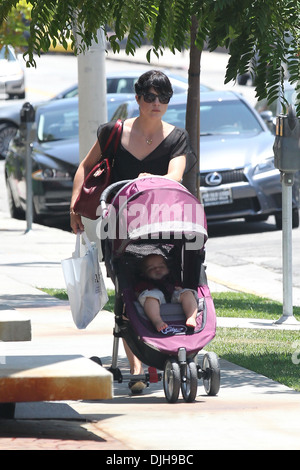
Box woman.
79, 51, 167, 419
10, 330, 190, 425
70, 70, 195, 392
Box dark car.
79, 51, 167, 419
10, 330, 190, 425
5, 96, 131, 221
111, 91, 299, 229
0, 92, 134, 159
0, 71, 211, 159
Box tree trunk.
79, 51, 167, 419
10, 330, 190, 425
183, 15, 201, 199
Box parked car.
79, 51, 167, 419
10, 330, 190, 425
53, 74, 212, 99
111, 91, 299, 229
0, 92, 134, 159
0, 71, 202, 159
5, 95, 132, 221
0, 45, 25, 100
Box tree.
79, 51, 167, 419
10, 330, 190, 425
0, 0, 31, 52
1, 0, 300, 196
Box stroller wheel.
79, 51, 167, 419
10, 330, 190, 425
181, 359, 198, 403
163, 359, 181, 403
202, 352, 220, 396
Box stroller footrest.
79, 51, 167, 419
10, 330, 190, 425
147, 367, 162, 383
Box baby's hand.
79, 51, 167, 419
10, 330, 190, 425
138, 172, 152, 178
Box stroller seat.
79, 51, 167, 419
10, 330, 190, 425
134, 298, 205, 323
134, 301, 186, 322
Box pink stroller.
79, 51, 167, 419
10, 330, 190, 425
96, 176, 220, 403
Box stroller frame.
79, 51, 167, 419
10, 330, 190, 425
95, 178, 220, 403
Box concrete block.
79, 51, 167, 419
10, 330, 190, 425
0, 310, 31, 342
0, 355, 113, 402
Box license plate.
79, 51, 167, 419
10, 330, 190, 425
200, 188, 233, 207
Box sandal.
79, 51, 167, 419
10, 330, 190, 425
129, 380, 147, 395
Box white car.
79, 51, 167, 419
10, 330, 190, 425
0, 45, 25, 100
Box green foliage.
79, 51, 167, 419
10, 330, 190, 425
0, 0, 300, 113
0, 0, 31, 51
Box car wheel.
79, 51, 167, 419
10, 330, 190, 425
8, 91, 25, 100
293, 208, 300, 229
275, 209, 300, 230
6, 178, 25, 220
0, 124, 18, 159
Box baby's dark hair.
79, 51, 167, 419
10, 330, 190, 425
140, 254, 168, 276
135, 70, 173, 98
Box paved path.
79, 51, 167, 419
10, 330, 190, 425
0, 209, 299, 450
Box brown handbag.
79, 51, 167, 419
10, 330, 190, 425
73, 119, 123, 220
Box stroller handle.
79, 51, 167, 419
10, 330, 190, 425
100, 180, 131, 206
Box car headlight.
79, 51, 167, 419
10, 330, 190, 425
32, 169, 72, 181
253, 157, 276, 175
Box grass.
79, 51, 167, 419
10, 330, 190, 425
41, 288, 300, 392
212, 291, 300, 320
208, 327, 300, 391
209, 292, 300, 391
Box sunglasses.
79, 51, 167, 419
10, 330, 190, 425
142, 92, 171, 104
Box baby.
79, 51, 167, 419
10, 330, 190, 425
136, 254, 198, 332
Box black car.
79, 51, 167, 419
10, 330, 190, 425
5, 98, 79, 221
0, 72, 211, 159
0, 92, 134, 159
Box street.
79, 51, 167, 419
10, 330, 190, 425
1, 46, 257, 104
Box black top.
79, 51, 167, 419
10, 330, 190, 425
97, 120, 195, 182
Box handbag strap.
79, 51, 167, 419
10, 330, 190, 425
102, 119, 123, 154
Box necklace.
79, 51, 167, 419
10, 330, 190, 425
146, 138, 153, 145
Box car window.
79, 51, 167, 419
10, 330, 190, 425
38, 109, 78, 142
62, 88, 78, 99
200, 100, 264, 135
112, 98, 263, 134
107, 78, 136, 93
0, 46, 15, 61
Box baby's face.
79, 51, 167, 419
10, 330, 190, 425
144, 256, 169, 280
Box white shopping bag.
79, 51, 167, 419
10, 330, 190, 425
61, 232, 108, 329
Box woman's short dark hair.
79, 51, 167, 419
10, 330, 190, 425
135, 70, 173, 98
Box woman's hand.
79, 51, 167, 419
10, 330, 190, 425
70, 211, 85, 234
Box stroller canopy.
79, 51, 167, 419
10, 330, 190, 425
105, 176, 208, 255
